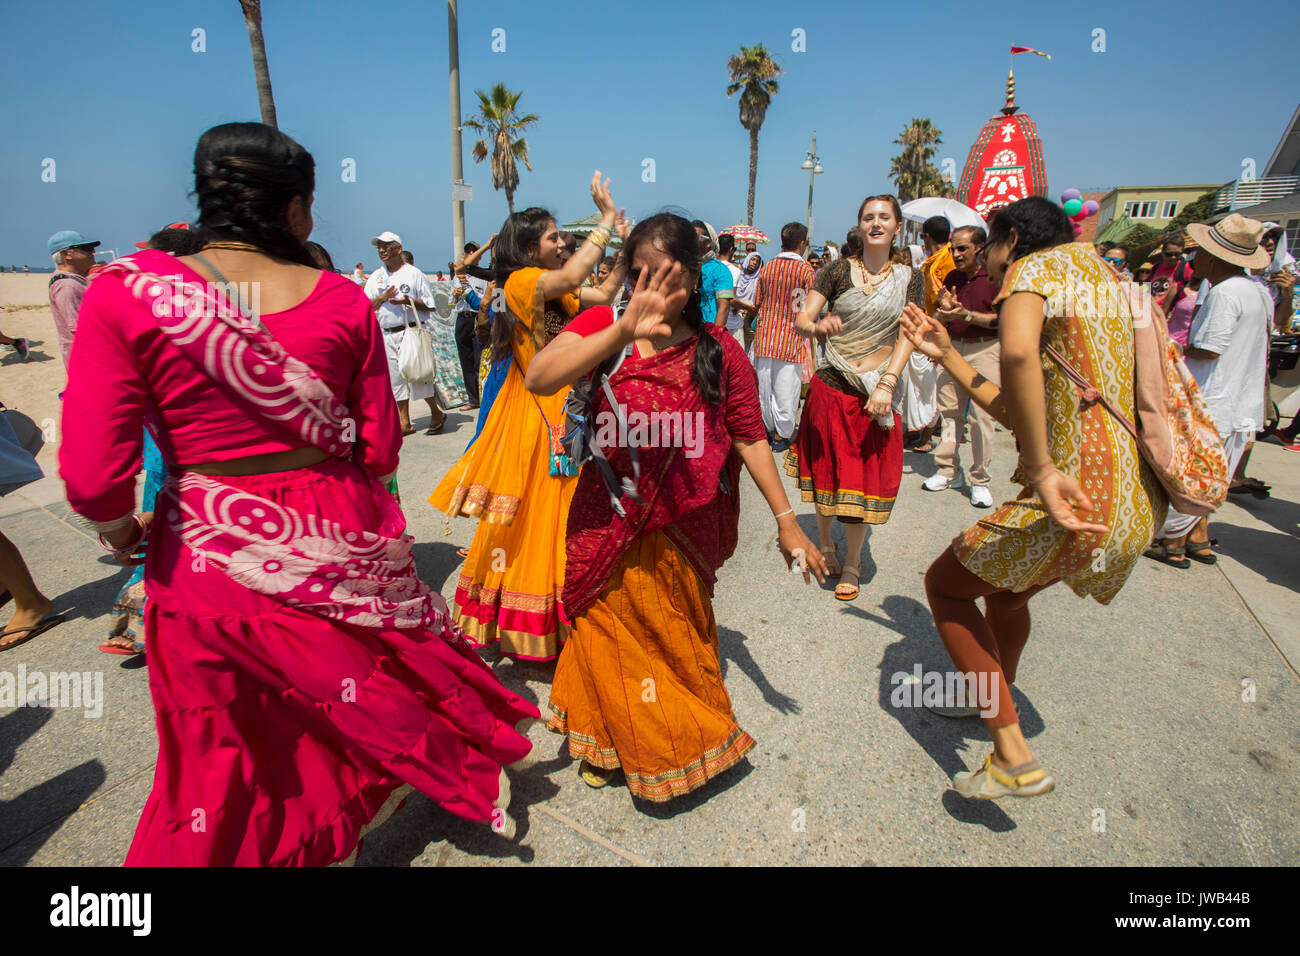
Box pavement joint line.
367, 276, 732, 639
1214, 560, 1300, 682
531, 803, 653, 866
0, 762, 158, 858
38, 500, 100, 545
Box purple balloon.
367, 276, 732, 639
1061, 188, 1082, 202
1083, 199, 1099, 215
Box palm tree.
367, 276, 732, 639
238, 0, 277, 128
463, 83, 538, 215
889, 118, 953, 201
726, 44, 782, 225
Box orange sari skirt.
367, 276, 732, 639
548, 531, 754, 802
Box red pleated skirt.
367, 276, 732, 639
127, 458, 538, 866
784, 375, 904, 523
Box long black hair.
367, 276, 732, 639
622, 212, 723, 404
987, 197, 1075, 262
192, 122, 318, 268
489, 207, 556, 352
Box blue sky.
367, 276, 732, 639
1, 0, 1296, 269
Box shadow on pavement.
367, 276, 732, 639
0, 705, 107, 863
631, 758, 754, 819
1215, 521, 1300, 594
718, 626, 800, 715
411, 540, 463, 596
850, 593, 1048, 830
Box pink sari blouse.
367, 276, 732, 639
59, 250, 401, 523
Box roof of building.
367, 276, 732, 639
1208, 190, 1300, 224
1100, 184, 1222, 198
1263, 103, 1300, 179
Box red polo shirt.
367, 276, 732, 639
942, 267, 1000, 339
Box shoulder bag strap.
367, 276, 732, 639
1042, 342, 1139, 442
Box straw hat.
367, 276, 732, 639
1187, 213, 1269, 269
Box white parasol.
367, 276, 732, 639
900, 198, 987, 232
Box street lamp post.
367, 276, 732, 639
448, 0, 466, 257
801, 131, 824, 243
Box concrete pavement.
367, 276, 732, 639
1, 300, 1297, 866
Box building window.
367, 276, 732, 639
1123, 200, 1159, 219
1162, 201, 1178, 218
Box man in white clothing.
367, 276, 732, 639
363, 231, 445, 435
1146, 214, 1274, 567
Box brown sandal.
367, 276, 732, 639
0, 613, 66, 652
1144, 541, 1189, 569
1186, 538, 1218, 565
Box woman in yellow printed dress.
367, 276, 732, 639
901, 197, 1166, 800
429, 173, 629, 660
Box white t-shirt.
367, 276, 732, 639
363, 263, 435, 331
720, 260, 744, 330
1184, 275, 1273, 436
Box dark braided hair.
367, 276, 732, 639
623, 213, 723, 404
192, 122, 318, 269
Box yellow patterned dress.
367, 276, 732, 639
952, 243, 1167, 604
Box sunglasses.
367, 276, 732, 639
1103, 256, 1127, 266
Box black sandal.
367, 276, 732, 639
1186, 538, 1218, 565
1144, 541, 1189, 569
1229, 478, 1271, 499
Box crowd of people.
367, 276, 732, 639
0, 118, 1294, 864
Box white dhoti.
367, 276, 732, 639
754, 357, 803, 440
902, 351, 939, 431
382, 328, 436, 402
1159, 428, 1252, 538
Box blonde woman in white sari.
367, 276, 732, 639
784, 195, 924, 600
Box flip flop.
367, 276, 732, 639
0, 613, 66, 652
400, 426, 416, 436
456, 547, 469, 558
426, 415, 447, 435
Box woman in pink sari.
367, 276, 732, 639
58, 123, 537, 865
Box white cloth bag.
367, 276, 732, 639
902, 351, 939, 431
397, 303, 436, 383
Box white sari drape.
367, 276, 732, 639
823, 264, 912, 425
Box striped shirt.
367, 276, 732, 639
753, 252, 815, 363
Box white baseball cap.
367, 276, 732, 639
370, 231, 402, 246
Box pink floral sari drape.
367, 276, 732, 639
100, 257, 466, 642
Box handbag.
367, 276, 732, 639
1043, 281, 1228, 516
397, 302, 436, 383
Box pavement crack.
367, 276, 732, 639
532, 803, 653, 866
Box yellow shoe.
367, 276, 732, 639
579, 760, 616, 789
952, 753, 1055, 800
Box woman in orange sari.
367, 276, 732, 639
527, 213, 827, 800
429, 173, 629, 660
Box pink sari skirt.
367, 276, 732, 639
127, 457, 538, 866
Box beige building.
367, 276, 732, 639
1094, 184, 1221, 234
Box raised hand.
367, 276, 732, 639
618, 259, 683, 341
590, 171, 616, 218
901, 302, 951, 361
614, 208, 632, 241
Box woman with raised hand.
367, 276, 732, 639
784, 195, 923, 601
900, 196, 1165, 800
429, 173, 629, 662
59, 122, 538, 865
526, 213, 826, 800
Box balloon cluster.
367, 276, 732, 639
1060, 188, 1099, 236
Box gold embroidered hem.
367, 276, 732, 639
549, 704, 756, 803
444, 483, 521, 523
